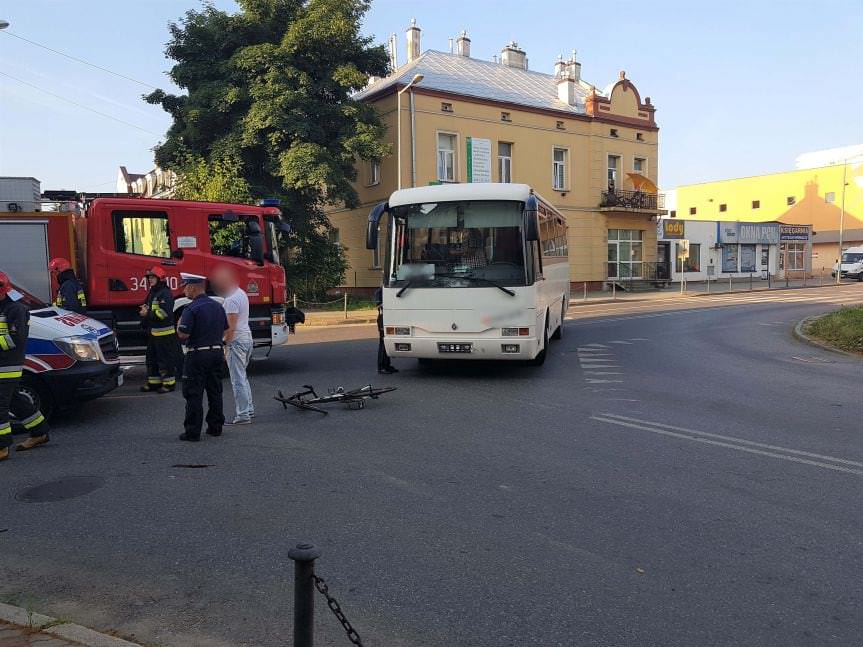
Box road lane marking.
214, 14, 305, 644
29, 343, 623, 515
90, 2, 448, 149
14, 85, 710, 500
591, 413, 863, 476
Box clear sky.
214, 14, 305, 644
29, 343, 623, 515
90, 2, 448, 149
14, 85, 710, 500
1, 0, 861, 193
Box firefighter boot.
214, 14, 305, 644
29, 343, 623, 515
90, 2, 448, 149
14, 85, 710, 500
0, 447, 9, 462
16, 434, 50, 451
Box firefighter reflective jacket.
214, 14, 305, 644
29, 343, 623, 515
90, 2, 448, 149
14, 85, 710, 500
54, 270, 87, 314
0, 295, 29, 379
142, 282, 177, 337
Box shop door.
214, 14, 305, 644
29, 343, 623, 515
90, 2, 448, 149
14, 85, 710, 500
657, 242, 671, 279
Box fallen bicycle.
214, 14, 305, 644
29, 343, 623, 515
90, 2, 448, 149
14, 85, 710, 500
274, 384, 397, 415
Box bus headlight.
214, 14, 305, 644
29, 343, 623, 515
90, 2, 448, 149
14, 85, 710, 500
502, 344, 520, 353
502, 327, 530, 337
394, 343, 411, 351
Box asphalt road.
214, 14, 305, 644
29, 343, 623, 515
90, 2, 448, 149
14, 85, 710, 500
2, 285, 863, 647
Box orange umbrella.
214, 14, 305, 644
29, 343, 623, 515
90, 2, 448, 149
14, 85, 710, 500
626, 172, 658, 193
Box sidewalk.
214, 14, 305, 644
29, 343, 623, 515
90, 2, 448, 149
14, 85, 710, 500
0, 603, 142, 647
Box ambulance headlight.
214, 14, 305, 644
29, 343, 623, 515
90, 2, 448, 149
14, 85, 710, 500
56, 336, 101, 362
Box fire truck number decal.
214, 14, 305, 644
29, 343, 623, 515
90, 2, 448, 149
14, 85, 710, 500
130, 275, 180, 291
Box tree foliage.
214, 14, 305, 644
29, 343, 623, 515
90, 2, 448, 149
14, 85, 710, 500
171, 153, 252, 204
146, 0, 390, 297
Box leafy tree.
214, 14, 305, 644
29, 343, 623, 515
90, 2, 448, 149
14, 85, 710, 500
171, 153, 252, 204
146, 0, 390, 298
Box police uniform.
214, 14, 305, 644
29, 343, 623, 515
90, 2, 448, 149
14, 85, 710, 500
141, 273, 182, 393
0, 280, 50, 460
54, 269, 87, 314
177, 274, 228, 441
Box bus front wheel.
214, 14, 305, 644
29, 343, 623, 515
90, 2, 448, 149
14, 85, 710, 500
530, 321, 548, 366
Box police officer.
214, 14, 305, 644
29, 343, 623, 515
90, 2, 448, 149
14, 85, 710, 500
139, 266, 181, 393
48, 258, 87, 314
176, 273, 227, 442
0, 271, 50, 462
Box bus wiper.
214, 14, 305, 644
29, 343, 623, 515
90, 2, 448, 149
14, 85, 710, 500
396, 281, 412, 297
436, 273, 516, 297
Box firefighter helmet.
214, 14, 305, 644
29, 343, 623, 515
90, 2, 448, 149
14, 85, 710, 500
145, 266, 167, 281
0, 271, 11, 297
48, 258, 73, 273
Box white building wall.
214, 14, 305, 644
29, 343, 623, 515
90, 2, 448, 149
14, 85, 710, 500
658, 219, 785, 282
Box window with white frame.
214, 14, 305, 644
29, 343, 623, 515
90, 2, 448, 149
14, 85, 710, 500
607, 229, 643, 278
633, 157, 647, 174
552, 147, 567, 190
498, 142, 512, 183
437, 133, 456, 182
368, 160, 381, 186
607, 155, 621, 189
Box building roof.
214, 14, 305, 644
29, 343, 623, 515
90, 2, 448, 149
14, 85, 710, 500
355, 50, 596, 115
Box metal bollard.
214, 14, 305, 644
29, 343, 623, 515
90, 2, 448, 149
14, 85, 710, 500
749, 273, 753, 291
344, 292, 348, 320
583, 282, 587, 302
729, 276, 733, 293
612, 281, 616, 300
289, 542, 322, 647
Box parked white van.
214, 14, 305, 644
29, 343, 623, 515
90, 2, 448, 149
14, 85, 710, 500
832, 246, 863, 280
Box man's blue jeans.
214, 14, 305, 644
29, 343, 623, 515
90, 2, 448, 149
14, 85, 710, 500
226, 338, 254, 421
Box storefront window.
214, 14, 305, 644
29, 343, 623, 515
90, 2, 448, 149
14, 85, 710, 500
676, 243, 701, 272
608, 229, 643, 279
722, 244, 738, 273
740, 244, 757, 272
785, 243, 805, 270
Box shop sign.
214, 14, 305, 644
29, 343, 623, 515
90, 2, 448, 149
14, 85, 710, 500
718, 222, 780, 244
662, 219, 685, 239
779, 224, 810, 241
466, 137, 492, 183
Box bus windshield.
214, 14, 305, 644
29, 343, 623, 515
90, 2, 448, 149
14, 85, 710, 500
388, 200, 526, 288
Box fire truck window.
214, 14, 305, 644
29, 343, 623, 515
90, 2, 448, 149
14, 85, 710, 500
113, 212, 171, 258
209, 218, 250, 258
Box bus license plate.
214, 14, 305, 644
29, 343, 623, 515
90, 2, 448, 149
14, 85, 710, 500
438, 343, 472, 354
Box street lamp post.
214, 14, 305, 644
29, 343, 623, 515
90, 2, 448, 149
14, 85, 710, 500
836, 154, 863, 284
396, 74, 423, 190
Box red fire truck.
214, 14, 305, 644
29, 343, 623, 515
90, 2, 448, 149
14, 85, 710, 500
1, 196, 297, 355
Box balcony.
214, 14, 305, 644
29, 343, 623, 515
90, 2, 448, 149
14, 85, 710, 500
600, 189, 665, 211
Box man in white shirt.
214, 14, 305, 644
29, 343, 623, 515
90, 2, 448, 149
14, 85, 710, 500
212, 265, 254, 425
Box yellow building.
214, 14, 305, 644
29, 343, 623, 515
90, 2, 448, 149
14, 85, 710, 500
328, 22, 663, 291
673, 146, 863, 273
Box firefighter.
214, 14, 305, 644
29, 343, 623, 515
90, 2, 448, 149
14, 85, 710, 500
139, 266, 181, 393
176, 273, 228, 442
48, 258, 87, 314
0, 271, 50, 462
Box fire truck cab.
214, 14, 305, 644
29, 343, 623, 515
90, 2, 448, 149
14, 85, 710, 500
78, 198, 291, 353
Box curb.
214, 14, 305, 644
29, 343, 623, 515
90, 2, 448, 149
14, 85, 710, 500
792, 315, 859, 358
301, 317, 377, 328
0, 602, 143, 647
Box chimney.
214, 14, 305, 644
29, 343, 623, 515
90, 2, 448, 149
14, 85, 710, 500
406, 18, 421, 63
557, 67, 577, 106
455, 30, 471, 57
388, 33, 399, 70
500, 41, 528, 70
554, 54, 566, 78
566, 49, 581, 82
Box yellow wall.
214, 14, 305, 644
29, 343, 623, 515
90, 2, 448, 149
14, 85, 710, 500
675, 163, 863, 271
329, 82, 661, 288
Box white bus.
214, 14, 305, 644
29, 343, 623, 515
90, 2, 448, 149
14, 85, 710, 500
366, 183, 570, 365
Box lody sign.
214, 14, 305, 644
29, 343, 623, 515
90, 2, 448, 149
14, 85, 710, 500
662, 219, 685, 239
466, 137, 492, 183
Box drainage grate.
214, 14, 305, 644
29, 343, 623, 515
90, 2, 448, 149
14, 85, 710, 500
16, 476, 105, 503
